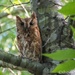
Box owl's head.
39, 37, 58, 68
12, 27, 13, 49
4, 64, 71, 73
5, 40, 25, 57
16, 12, 38, 32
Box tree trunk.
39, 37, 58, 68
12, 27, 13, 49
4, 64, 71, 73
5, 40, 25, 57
31, 0, 74, 75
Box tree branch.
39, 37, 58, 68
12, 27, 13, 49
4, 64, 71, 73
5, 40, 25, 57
0, 50, 48, 75
0, 2, 30, 7
0, 60, 23, 70
0, 26, 15, 34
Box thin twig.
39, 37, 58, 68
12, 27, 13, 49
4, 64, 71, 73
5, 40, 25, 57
42, 36, 51, 47
0, 26, 15, 34
9, 0, 15, 6
2, 2, 30, 12
49, 0, 63, 7
18, 0, 30, 17
8, 68, 16, 75
0, 5, 7, 7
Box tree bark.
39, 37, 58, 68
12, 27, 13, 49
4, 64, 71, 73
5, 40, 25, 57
0, 50, 46, 75
31, 0, 73, 75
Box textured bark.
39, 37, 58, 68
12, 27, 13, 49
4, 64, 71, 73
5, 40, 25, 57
0, 50, 45, 75
31, 0, 74, 75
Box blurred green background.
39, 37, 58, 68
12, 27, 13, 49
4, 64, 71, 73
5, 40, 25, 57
0, 0, 32, 75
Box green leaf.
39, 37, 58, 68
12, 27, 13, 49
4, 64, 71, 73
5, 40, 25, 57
43, 49, 75, 60
58, 2, 75, 15
0, 71, 3, 75
52, 60, 75, 73
71, 17, 75, 20
70, 26, 75, 39
21, 71, 32, 75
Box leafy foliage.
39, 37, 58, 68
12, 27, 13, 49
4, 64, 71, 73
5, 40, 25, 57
52, 60, 75, 73
43, 0, 75, 73
71, 26, 75, 40
0, 0, 32, 75
43, 49, 75, 73
43, 49, 75, 60
0, 0, 75, 74
58, 1, 75, 15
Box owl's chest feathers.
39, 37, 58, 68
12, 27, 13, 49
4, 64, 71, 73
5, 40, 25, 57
17, 28, 41, 57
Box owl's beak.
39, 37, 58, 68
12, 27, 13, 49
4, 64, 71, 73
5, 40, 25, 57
23, 25, 29, 32
25, 28, 28, 32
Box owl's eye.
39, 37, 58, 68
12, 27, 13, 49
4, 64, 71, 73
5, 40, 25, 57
30, 21, 34, 26
21, 22, 24, 26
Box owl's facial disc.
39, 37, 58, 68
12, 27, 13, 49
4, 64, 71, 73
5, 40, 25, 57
29, 19, 34, 26
21, 22, 24, 26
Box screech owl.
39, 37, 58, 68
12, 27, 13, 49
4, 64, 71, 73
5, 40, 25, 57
16, 13, 42, 62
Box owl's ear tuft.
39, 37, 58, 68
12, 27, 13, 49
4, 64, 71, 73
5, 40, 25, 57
16, 16, 22, 23
31, 12, 37, 19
